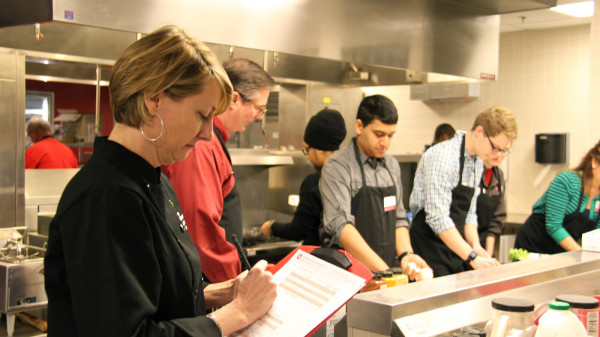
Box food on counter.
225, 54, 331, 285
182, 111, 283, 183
361, 272, 386, 292
509, 248, 550, 262
419, 267, 434, 280
408, 262, 418, 273
509, 248, 531, 261
389, 268, 409, 285
408, 262, 434, 280
485, 297, 535, 337
555, 294, 599, 335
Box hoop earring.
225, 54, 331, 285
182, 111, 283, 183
140, 113, 164, 142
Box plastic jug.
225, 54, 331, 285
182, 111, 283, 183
534, 301, 588, 337
486, 298, 536, 337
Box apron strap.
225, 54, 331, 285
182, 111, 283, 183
213, 124, 232, 164
352, 138, 367, 186
457, 134, 466, 185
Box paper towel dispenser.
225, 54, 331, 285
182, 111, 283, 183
535, 133, 568, 165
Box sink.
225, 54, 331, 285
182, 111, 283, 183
0, 245, 45, 263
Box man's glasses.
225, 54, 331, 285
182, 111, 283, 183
237, 91, 267, 118
301, 147, 310, 156
485, 130, 511, 154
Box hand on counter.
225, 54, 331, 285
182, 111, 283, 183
260, 220, 275, 237
470, 244, 501, 269
400, 253, 433, 281
470, 255, 501, 270
474, 245, 492, 259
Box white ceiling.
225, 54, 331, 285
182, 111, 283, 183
500, 0, 593, 33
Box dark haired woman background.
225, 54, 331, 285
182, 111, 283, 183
515, 140, 600, 254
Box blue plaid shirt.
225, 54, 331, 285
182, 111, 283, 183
409, 131, 483, 234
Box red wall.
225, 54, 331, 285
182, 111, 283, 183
26, 80, 114, 136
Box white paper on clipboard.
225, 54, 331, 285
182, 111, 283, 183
231, 250, 366, 337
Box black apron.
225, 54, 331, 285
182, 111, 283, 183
410, 134, 476, 277
350, 138, 398, 267
515, 188, 597, 254
214, 126, 244, 252
477, 167, 502, 247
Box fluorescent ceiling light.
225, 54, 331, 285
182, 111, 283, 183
550, 1, 594, 18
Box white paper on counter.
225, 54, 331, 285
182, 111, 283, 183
582, 228, 600, 252
230, 250, 366, 337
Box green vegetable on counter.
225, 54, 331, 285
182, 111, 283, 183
509, 248, 530, 262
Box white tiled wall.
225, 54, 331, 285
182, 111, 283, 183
363, 23, 599, 216
592, 0, 600, 136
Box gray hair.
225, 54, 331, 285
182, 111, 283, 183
223, 59, 274, 100
26, 117, 52, 133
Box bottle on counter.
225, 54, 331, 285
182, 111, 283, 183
389, 267, 409, 286
485, 297, 536, 337
361, 272, 386, 292
534, 301, 588, 337
381, 270, 397, 288
555, 294, 599, 337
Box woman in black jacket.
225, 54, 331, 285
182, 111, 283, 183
44, 26, 276, 337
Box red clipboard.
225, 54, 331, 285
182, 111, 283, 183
266, 245, 373, 337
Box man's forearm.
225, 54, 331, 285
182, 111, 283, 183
438, 227, 474, 260
340, 224, 389, 272
464, 223, 483, 249
395, 226, 412, 255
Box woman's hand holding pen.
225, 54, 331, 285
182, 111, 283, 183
234, 260, 277, 320
212, 260, 277, 335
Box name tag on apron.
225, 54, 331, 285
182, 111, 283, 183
383, 195, 397, 212
595, 200, 599, 213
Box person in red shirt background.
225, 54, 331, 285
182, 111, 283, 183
26, 118, 79, 169
162, 59, 274, 283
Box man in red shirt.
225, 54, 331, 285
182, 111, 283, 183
26, 118, 79, 169
162, 59, 274, 283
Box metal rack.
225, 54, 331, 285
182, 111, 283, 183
346, 251, 600, 337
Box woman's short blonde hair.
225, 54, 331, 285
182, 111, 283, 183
109, 25, 233, 127
471, 105, 518, 140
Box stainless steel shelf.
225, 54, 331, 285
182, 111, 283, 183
229, 149, 294, 166
346, 251, 600, 337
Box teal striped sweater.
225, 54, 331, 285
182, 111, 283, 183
532, 170, 600, 243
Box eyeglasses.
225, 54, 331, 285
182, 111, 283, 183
301, 147, 310, 156
485, 130, 512, 154
237, 91, 267, 118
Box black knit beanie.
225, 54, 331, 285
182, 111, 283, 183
303, 108, 347, 151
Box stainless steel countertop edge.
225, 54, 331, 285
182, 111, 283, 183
347, 251, 600, 335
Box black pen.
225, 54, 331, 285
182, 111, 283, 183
232, 234, 252, 271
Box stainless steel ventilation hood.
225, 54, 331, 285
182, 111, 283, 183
0, 0, 556, 86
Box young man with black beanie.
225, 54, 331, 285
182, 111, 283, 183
261, 108, 347, 245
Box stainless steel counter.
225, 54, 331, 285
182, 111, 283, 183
244, 240, 301, 265
347, 251, 600, 337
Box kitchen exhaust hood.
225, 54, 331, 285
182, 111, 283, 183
0, 0, 556, 86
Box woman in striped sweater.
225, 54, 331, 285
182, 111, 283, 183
515, 140, 600, 254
